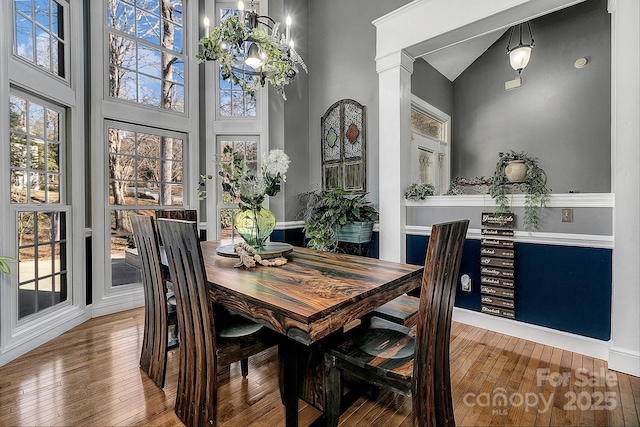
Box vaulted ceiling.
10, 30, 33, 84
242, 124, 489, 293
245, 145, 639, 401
420, 29, 508, 81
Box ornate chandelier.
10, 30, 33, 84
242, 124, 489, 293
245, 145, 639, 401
197, 1, 307, 100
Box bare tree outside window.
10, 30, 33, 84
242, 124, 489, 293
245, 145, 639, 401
107, 0, 184, 111
108, 127, 184, 233
106, 0, 185, 233
108, 127, 135, 233
8, 90, 68, 319
10, 95, 61, 205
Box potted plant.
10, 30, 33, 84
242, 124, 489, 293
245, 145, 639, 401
445, 176, 493, 195
299, 187, 378, 252
296, 184, 324, 224
337, 191, 379, 244
489, 151, 550, 231
404, 182, 436, 201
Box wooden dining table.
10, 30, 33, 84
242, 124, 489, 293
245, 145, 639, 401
200, 241, 424, 427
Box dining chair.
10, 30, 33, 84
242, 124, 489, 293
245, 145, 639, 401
371, 293, 420, 327
156, 218, 278, 427
130, 214, 173, 389
155, 209, 198, 344
155, 209, 198, 221
324, 219, 469, 427
157, 209, 257, 378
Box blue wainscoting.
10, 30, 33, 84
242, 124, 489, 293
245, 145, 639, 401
272, 228, 380, 258
406, 235, 612, 341
271, 228, 305, 247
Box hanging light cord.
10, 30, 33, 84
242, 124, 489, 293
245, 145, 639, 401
507, 21, 535, 52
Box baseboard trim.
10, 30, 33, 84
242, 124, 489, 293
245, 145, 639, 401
0, 307, 91, 367
275, 220, 305, 230
453, 307, 610, 360
608, 345, 640, 376
91, 290, 144, 317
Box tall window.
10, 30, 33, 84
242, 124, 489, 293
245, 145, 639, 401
217, 4, 257, 117
9, 92, 68, 319
208, 3, 266, 241
107, 0, 185, 112
410, 98, 451, 195
16, 211, 68, 319
10, 95, 61, 204
107, 124, 185, 286
217, 137, 258, 241
13, 0, 67, 79
101, 0, 193, 294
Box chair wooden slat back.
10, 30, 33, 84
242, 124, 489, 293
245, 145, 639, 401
155, 209, 198, 221
156, 218, 218, 427
412, 219, 469, 427
155, 210, 198, 247
130, 214, 168, 389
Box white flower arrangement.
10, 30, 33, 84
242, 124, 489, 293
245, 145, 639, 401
217, 146, 290, 211
262, 149, 290, 178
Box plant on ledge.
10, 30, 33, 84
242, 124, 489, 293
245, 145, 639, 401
489, 151, 550, 231
445, 176, 493, 195
299, 187, 378, 252
404, 182, 436, 201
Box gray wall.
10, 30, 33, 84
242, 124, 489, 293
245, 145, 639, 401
451, 0, 611, 193
411, 59, 454, 116
269, 0, 310, 221
282, 0, 310, 221
283, 0, 610, 223
307, 0, 411, 207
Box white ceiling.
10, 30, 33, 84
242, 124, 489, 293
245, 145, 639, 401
420, 29, 508, 82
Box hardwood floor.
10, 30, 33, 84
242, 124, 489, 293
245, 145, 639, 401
0, 308, 638, 426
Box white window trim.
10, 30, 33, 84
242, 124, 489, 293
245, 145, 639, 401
9, 88, 68, 205
103, 6, 189, 117
213, 134, 262, 244
214, 1, 263, 122
206, 126, 269, 240
11, 206, 74, 328
90, 0, 200, 316
11, 0, 71, 85
102, 121, 189, 296
411, 94, 451, 195
204, 1, 270, 241
1, 0, 88, 367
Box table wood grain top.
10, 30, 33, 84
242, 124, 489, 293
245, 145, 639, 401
200, 242, 423, 345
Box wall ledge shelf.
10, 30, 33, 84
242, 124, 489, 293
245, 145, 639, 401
405, 193, 613, 208
405, 226, 613, 248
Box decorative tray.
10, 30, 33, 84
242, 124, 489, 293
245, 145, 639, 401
216, 242, 294, 259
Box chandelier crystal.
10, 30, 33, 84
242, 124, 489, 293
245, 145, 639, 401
197, 1, 307, 100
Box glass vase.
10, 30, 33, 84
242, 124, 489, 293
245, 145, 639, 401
235, 207, 276, 248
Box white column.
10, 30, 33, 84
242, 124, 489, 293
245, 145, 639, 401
610, 0, 640, 376
376, 51, 413, 262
